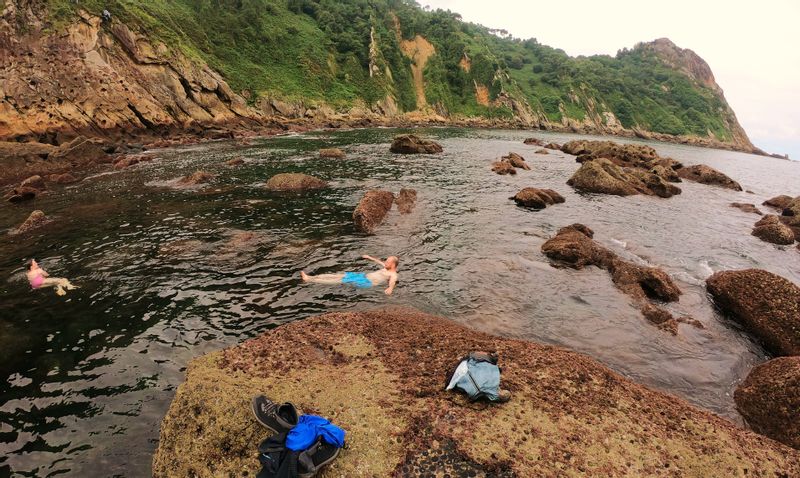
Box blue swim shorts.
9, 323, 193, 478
342, 272, 373, 288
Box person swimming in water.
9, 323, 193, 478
26, 259, 78, 296
301, 255, 399, 295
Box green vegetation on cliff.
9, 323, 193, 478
46, 0, 740, 141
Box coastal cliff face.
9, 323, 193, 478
0, 0, 757, 154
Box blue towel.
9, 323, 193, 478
285, 415, 346, 451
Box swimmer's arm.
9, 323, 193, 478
361, 255, 385, 267
40, 270, 50, 277
384, 274, 397, 295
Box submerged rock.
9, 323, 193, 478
394, 188, 417, 214
152, 308, 800, 477
389, 134, 443, 154
225, 157, 245, 166
677, 164, 742, 191
491, 160, 516, 175
177, 171, 215, 186
535, 148, 549, 155
353, 190, 394, 234
265, 173, 327, 191
730, 202, 763, 215
542, 225, 685, 330
763, 195, 794, 211
502, 152, 530, 170
543, 142, 561, 150
752, 215, 796, 245
511, 188, 564, 209
319, 148, 346, 159
735, 357, 800, 450
706, 269, 800, 356
10, 210, 50, 235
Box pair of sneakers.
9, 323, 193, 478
251, 395, 341, 477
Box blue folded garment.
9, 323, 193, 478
285, 415, 346, 451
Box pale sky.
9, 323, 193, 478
424, 0, 800, 160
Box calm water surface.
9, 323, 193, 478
1, 128, 799, 476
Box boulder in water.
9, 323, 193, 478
784, 197, 800, 217
389, 134, 443, 154
543, 142, 561, 150
735, 357, 800, 450
10, 210, 50, 235
50, 136, 108, 165
225, 157, 245, 166
48, 173, 79, 184
177, 171, 215, 186
511, 188, 564, 209
706, 269, 800, 356
491, 160, 516, 175
20, 175, 45, 189
762, 195, 795, 211
502, 152, 530, 170
607, 258, 681, 302
534, 148, 549, 155
152, 308, 799, 477
319, 148, 346, 159
567, 159, 642, 196
561, 140, 660, 167
353, 190, 395, 234
627, 169, 682, 198
730, 203, 763, 215
752, 215, 795, 245
523, 137, 544, 146
265, 173, 327, 191
677, 164, 742, 191
394, 188, 417, 214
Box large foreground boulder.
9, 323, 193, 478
706, 269, 800, 356
677, 164, 742, 191
152, 308, 800, 477
389, 134, 443, 154
752, 215, 796, 245
353, 190, 395, 234
511, 188, 564, 209
735, 357, 800, 450
265, 173, 327, 191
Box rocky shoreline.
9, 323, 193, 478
152, 308, 800, 477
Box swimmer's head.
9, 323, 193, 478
385, 256, 399, 270
27, 259, 38, 271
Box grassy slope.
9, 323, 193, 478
45, 0, 733, 140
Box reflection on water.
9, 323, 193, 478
0, 128, 798, 476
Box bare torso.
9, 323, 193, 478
366, 268, 397, 286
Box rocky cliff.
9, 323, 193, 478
0, 0, 760, 156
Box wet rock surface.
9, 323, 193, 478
534, 148, 549, 155
752, 215, 796, 245
735, 357, 800, 450
319, 148, 346, 159
353, 190, 395, 234
265, 173, 327, 191
152, 308, 800, 477
677, 164, 742, 191
707, 269, 800, 356
394, 188, 417, 214
4, 185, 39, 203
511, 188, 564, 209
48, 173, 79, 184
523, 137, 544, 146
389, 134, 443, 154
225, 157, 245, 166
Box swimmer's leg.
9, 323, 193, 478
40, 278, 78, 295
301, 272, 345, 284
